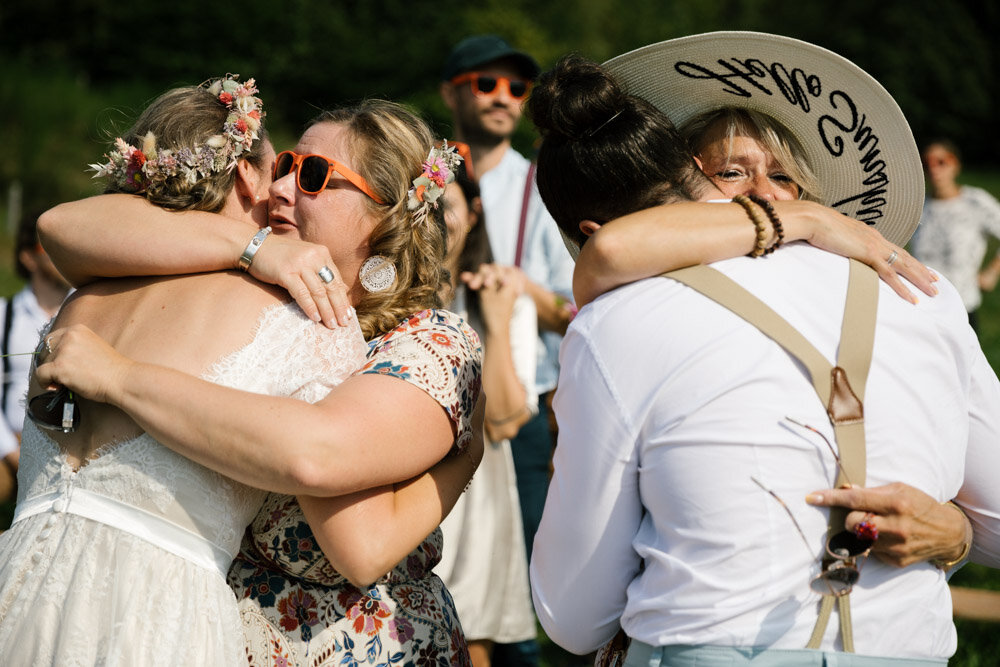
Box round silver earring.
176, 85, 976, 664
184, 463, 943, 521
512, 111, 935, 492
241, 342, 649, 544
359, 255, 396, 292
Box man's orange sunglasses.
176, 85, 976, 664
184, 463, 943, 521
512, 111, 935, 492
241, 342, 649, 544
450, 72, 531, 101
273, 151, 384, 204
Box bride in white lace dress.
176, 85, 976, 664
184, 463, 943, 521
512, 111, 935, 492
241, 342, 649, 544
0, 77, 369, 666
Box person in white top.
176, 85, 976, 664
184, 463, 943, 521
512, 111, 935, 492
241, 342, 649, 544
439, 34, 575, 666
0, 212, 71, 504
436, 158, 538, 666
909, 138, 1000, 332
526, 37, 999, 666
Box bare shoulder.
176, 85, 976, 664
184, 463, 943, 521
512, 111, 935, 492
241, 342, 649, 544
56, 272, 293, 375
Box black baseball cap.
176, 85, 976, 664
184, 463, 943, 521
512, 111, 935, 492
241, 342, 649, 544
441, 34, 541, 81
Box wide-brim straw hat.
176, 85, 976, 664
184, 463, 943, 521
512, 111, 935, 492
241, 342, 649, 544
603, 31, 923, 247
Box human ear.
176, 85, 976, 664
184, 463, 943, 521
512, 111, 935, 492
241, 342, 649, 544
579, 220, 602, 237
18, 248, 38, 274
440, 81, 458, 113
233, 159, 259, 204
469, 196, 482, 228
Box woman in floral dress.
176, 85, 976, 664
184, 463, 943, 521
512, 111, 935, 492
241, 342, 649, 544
37, 102, 481, 666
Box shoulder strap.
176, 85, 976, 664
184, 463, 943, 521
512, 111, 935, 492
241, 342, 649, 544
664, 260, 879, 652
514, 162, 536, 268
1, 297, 14, 412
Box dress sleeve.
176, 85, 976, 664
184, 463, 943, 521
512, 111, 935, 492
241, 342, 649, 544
359, 309, 483, 453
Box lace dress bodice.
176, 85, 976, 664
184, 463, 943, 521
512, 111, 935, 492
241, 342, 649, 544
0, 302, 368, 667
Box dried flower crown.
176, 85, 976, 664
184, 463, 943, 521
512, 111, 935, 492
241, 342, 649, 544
407, 141, 464, 226
88, 74, 265, 192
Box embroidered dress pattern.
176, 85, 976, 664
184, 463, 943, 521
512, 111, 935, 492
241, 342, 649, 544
228, 309, 481, 667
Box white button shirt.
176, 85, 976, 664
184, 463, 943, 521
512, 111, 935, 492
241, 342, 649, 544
531, 243, 1000, 659
479, 148, 574, 394
0, 287, 54, 457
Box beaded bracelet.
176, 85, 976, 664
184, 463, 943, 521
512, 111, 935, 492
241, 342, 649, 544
732, 194, 769, 257
747, 194, 785, 255
931, 501, 973, 571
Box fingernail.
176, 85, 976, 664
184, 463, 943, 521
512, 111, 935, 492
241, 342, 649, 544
311, 312, 322, 322
345, 306, 355, 322
805, 493, 824, 504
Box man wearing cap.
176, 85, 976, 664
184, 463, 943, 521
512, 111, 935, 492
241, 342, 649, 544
439, 33, 579, 667
440, 31, 575, 572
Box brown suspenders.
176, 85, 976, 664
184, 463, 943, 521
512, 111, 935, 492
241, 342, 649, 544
664, 260, 879, 651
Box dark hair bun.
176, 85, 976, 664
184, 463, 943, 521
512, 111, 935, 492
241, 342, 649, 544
527, 54, 627, 141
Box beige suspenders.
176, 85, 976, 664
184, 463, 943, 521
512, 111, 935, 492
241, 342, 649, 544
664, 260, 880, 652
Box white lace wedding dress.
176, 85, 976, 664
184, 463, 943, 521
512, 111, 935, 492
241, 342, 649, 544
0, 302, 367, 667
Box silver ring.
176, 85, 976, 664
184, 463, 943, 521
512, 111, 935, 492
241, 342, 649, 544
887, 250, 899, 266
317, 266, 335, 284
45, 336, 54, 356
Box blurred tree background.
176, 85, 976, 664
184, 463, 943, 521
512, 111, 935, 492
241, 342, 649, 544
1, 0, 997, 230
1, 1, 999, 663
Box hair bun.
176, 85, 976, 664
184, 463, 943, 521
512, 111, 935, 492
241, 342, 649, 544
527, 54, 627, 141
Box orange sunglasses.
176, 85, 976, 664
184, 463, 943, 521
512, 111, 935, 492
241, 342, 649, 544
273, 151, 384, 204
450, 72, 531, 101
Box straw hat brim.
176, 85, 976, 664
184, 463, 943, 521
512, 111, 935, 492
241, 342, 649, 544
603, 31, 923, 247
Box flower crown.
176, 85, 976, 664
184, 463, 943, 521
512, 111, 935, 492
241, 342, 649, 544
89, 74, 265, 193
407, 141, 464, 226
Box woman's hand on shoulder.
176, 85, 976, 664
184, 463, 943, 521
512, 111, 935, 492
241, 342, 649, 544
774, 200, 938, 305
248, 234, 354, 329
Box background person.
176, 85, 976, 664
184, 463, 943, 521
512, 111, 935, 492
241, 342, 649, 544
0, 212, 71, 505
436, 157, 538, 667
528, 40, 999, 664
909, 138, 1000, 332
440, 34, 576, 667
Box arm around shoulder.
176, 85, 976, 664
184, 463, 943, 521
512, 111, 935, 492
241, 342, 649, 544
38, 195, 253, 285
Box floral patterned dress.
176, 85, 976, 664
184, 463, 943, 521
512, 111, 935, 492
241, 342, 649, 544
228, 309, 482, 667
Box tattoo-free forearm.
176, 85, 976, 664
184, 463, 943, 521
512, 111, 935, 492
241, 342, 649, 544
38, 195, 253, 285
299, 448, 475, 587
107, 361, 450, 497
